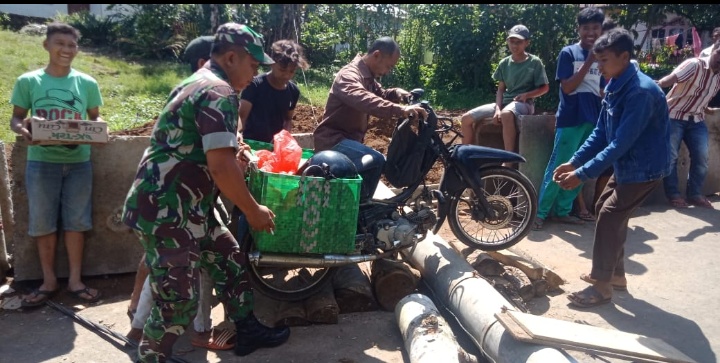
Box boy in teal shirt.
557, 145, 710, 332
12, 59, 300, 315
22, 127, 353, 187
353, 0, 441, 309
9, 22, 103, 307
460, 24, 549, 154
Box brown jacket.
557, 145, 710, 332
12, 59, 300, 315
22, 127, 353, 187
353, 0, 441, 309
313, 54, 406, 151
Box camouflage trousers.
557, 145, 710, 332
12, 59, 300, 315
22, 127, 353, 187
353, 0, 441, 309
135, 224, 253, 363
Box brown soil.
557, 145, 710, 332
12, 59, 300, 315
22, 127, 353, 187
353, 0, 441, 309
111, 104, 468, 185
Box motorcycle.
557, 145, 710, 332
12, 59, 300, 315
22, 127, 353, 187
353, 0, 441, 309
239, 89, 538, 301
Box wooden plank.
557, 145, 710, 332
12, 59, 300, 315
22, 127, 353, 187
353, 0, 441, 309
494, 311, 663, 363
506, 310, 696, 363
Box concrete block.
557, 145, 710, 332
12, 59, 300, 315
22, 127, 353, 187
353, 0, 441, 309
10, 136, 150, 281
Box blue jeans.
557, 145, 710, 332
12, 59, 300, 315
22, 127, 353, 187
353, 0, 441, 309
331, 139, 385, 201
25, 160, 93, 236
663, 119, 709, 200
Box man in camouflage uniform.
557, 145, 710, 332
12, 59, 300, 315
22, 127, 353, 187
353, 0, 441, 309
122, 23, 290, 362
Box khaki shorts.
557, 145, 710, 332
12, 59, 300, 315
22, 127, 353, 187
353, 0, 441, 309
466, 100, 535, 123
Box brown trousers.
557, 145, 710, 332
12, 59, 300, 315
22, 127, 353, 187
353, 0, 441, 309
591, 175, 661, 281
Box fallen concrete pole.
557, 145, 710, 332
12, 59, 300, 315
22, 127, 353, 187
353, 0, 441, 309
400, 232, 576, 363
0, 141, 13, 275
395, 293, 475, 363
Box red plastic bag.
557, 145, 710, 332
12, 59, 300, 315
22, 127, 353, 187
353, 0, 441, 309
272, 129, 302, 173
255, 149, 277, 172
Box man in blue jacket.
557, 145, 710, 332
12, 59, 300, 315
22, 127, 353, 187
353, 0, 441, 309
553, 28, 671, 308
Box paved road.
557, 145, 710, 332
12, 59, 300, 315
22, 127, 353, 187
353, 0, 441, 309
1, 195, 718, 363
508, 195, 720, 363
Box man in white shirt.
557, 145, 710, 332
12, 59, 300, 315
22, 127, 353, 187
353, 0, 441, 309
699, 27, 720, 57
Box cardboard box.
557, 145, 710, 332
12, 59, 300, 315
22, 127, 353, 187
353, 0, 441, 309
30, 119, 109, 145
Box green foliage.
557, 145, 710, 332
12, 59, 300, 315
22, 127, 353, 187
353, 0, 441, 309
108, 4, 201, 60
0, 12, 10, 30
637, 62, 675, 81
611, 4, 720, 33
54, 11, 119, 47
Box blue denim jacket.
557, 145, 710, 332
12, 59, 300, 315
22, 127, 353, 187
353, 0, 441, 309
570, 62, 671, 184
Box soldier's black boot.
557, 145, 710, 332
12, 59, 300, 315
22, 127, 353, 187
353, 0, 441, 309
234, 312, 290, 356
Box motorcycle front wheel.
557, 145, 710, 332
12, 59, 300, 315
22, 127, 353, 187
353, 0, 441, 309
239, 233, 337, 301
448, 167, 537, 251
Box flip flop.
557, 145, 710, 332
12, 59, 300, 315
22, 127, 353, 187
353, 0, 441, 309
688, 197, 714, 209
579, 273, 627, 291
567, 286, 612, 308
191, 328, 236, 351
21, 288, 59, 308
67, 287, 102, 304
574, 211, 596, 222
532, 217, 544, 231
669, 197, 689, 209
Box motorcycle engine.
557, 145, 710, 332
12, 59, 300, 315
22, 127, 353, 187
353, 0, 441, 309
374, 205, 437, 251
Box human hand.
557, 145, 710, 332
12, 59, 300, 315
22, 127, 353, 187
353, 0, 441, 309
245, 205, 276, 234
704, 106, 718, 115
403, 105, 427, 121
492, 109, 502, 125
514, 93, 529, 103
552, 162, 576, 183
14, 116, 42, 142
397, 89, 412, 104
556, 172, 582, 190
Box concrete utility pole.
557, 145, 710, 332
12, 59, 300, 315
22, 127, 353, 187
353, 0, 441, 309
401, 232, 577, 363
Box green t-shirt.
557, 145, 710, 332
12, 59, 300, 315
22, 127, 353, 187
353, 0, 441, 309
10, 68, 103, 163
493, 54, 549, 106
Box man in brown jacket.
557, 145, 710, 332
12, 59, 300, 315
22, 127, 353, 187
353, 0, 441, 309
313, 36, 426, 200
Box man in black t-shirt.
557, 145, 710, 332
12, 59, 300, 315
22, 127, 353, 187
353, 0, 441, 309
240, 39, 310, 143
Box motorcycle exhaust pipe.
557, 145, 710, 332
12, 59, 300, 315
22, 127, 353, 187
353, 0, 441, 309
247, 251, 395, 268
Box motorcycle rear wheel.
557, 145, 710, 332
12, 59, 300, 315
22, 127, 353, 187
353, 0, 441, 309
448, 167, 537, 251
239, 234, 337, 301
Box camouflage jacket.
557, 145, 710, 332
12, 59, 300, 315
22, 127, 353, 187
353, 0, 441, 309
122, 62, 239, 238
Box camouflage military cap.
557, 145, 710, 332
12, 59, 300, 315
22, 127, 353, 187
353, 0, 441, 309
214, 23, 274, 65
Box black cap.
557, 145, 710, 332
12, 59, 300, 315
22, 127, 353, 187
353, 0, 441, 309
507, 24, 531, 40
183, 35, 214, 66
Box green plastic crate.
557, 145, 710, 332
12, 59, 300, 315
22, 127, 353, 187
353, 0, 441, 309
245, 139, 314, 160
248, 168, 362, 254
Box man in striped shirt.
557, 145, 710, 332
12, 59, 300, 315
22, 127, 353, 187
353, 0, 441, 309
657, 40, 720, 209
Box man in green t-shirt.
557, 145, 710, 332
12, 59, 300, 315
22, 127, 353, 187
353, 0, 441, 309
460, 24, 550, 154
9, 22, 103, 308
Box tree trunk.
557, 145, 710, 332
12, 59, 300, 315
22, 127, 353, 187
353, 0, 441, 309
501, 266, 535, 303
332, 263, 378, 313
267, 4, 303, 48
305, 281, 339, 324
470, 253, 505, 277
371, 258, 421, 311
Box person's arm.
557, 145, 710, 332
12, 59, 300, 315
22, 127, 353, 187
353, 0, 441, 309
332, 72, 421, 120
283, 109, 294, 131
238, 99, 253, 131
491, 82, 506, 124
515, 84, 549, 102
657, 58, 698, 88
9, 106, 32, 141
87, 107, 103, 122
656, 73, 678, 89
560, 52, 596, 94
206, 147, 274, 233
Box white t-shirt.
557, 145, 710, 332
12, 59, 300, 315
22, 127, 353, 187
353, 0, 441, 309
700, 45, 714, 58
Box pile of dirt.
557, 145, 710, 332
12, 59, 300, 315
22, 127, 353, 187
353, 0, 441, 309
111, 104, 466, 184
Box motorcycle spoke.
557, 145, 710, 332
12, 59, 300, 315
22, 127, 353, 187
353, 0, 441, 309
449, 168, 537, 251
